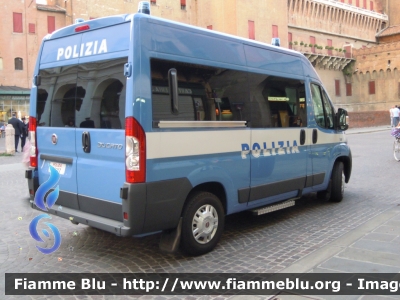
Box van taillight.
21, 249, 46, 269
29, 117, 38, 168
125, 117, 146, 183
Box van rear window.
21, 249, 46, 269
36, 57, 127, 129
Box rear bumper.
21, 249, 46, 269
25, 168, 39, 201
30, 201, 133, 236
27, 168, 192, 236
26, 167, 136, 237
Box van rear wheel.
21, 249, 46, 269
181, 192, 224, 256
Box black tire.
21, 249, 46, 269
181, 191, 224, 256
330, 161, 345, 202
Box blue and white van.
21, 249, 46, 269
26, 9, 351, 255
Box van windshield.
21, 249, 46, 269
36, 57, 127, 129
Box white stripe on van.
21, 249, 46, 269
147, 130, 250, 159
146, 128, 347, 160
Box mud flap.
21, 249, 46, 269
159, 217, 182, 253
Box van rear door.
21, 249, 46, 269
74, 57, 128, 221
35, 63, 80, 210
35, 20, 131, 218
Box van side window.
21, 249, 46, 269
258, 75, 307, 128
322, 89, 335, 129
151, 58, 249, 124
311, 83, 334, 129
150, 58, 307, 128
36, 58, 127, 128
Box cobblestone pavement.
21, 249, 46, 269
0, 129, 399, 299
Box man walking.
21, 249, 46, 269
393, 105, 400, 128
8, 112, 24, 152
20, 117, 28, 151
390, 106, 394, 127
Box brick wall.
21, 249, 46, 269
0, 0, 66, 88
348, 111, 390, 128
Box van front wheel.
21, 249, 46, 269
330, 161, 345, 202
181, 192, 224, 256
317, 161, 345, 202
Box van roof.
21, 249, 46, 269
47, 13, 300, 59
43, 13, 320, 81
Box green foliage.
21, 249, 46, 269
342, 61, 355, 77
0, 152, 13, 157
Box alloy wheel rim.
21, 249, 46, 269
191, 204, 218, 244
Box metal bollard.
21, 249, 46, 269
5, 124, 15, 154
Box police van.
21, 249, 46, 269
26, 6, 352, 255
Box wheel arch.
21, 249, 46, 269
183, 182, 227, 216
335, 151, 352, 183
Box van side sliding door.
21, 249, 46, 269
248, 74, 309, 206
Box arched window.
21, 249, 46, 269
0, 58, 3, 70
14, 57, 23, 70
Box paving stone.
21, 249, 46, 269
337, 247, 400, 268
372, 225, 400, 235
318, 257, 400, 273
362, 233, 396, 242
351, 239, 400, 255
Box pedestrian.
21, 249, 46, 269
0, 123, 5, 138
80, 117, 95, 128
8, 113, 24, 152
65, 119, 75, 127
390, 106, 394, 127
393, 105, 400, 127
20, 117, 28, 151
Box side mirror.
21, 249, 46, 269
336, 108, 349, 131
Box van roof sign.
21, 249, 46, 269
40, 22, 130, 64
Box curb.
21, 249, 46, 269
346, 126, 390, 135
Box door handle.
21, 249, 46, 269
312, 129, 318, 144
300, 129, 306, 145
82, 131, 91, 153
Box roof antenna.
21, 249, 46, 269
138, 1, 151, 15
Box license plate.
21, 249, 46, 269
50, 162, 66, 175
